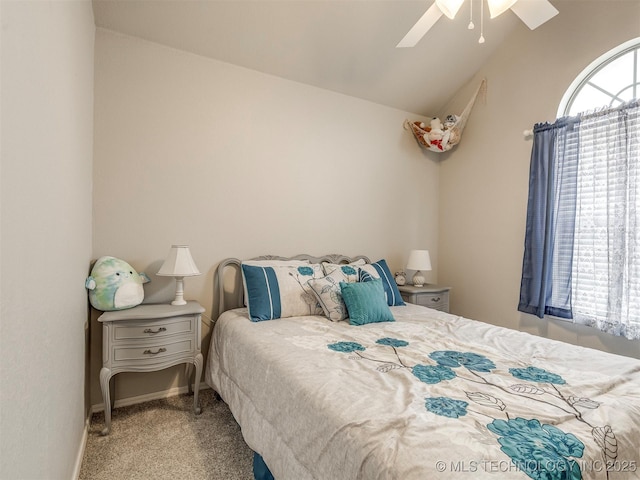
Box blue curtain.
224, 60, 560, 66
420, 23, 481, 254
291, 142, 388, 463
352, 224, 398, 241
518, 118, 579, 318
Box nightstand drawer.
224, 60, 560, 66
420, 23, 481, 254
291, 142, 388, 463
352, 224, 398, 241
113, 316, 193, 341
113, 338, 194, 363
398, 285, 451, 313
415, 293, 448, 311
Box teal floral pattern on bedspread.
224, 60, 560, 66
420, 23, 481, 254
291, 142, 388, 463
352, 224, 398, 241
326, 338, 628, 480
488, 418, 584, 480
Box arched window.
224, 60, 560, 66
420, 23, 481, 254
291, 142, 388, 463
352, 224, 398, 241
558, 37, 639, 117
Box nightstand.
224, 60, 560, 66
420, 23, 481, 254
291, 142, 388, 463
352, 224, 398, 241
398, 284, 451, 313
98, 301, 205, 435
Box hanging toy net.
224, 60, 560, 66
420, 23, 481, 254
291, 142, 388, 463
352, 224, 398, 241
404, 78, 486, 153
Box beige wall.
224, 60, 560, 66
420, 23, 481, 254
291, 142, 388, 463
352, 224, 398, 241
439, 1, 640, 359
91, 29, 438, 406
0, 1, 95, 478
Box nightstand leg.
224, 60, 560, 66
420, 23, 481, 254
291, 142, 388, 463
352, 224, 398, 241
185, 363, 193, 395
99, 367, 112, 435
193, 353, 203, 415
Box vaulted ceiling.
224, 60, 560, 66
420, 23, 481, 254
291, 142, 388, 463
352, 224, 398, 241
92, 0, 560, 116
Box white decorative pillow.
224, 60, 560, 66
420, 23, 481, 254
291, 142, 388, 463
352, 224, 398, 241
241, 259, 310, 306
308, 268, 351, 321
321, 259, 366, 282
241, 263, 324, 321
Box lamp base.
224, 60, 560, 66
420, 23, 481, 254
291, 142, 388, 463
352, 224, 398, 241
412, 271, 425, 287
171, 277, 187, 306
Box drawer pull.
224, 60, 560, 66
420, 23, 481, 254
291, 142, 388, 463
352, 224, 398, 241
431, 297, 441, 303
143, 348, 167, 355
143, 327, 167, 334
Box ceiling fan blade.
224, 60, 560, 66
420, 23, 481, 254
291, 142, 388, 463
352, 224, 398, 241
396, 3, 443, 48
510, 0, 559, 30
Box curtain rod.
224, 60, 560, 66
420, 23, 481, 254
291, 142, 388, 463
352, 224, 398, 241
523, 99, 639, 138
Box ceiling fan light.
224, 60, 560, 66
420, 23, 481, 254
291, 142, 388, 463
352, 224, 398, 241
487, 0, 519, 18
435, 0, 465, 19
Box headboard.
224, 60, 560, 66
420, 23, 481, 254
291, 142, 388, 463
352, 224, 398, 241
215, 254, 371, 316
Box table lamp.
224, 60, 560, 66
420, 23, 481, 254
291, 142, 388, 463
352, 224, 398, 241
157, 245, 201, 305
406, 249, 432, 287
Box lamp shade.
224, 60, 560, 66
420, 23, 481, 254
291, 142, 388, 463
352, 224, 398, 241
406, 250, 432, 272
157, 245, 201, 277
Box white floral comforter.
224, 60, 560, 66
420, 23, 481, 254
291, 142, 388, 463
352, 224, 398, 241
205, 303, 640, 480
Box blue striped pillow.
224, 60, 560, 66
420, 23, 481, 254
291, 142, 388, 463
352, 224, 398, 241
358, 259, 406, 307
242, 264, 324, 321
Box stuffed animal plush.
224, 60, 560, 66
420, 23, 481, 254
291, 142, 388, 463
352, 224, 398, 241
424, 117, 445, 150
85, 256, 150, 311
443, 114, 459, 129
440, 114, 459, 149
428, 118, 443, 138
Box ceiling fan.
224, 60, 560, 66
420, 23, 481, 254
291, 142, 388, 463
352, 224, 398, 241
397, 0, 559, 48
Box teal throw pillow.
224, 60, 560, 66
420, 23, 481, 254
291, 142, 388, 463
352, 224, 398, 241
340, 279, 395, 326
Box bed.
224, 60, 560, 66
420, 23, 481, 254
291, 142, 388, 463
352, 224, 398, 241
205, 254, 640, 480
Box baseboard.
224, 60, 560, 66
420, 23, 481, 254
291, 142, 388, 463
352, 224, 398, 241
72, 415, 90, 480
90, 382, 211, 413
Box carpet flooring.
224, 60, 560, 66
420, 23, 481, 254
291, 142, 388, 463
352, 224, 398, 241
79, 389, 254, 480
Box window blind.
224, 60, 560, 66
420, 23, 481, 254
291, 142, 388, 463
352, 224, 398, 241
562, 102, 640, 339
